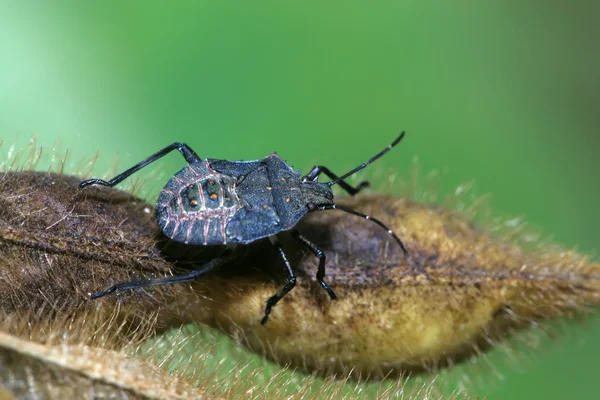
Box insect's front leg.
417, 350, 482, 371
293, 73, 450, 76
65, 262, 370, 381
302, 166, 369, 196
290, 229, 336, 300
261, 236, 297, 325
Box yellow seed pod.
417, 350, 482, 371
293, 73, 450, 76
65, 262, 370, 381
188, 195, 600, 378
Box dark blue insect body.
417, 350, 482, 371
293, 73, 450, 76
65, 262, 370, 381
80, 132, 424, 324
156, 154, 332, 246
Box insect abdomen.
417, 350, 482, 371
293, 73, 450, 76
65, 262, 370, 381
155, 162, 240, 245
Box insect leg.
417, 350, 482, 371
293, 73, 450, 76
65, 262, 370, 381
80, 142, 201, 189
90, 251, 233, 299
303, 165, 370, 196
290, 229, 336, 300
261, 236, 297, 325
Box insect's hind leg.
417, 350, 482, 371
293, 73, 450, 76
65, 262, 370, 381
290, 229, 336, 300
90, 251, 233, 299
80, 142, 201, 189
303, 166, 369, 196
261, 236, 297, 325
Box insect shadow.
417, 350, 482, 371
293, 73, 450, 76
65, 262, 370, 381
80, 132, 427, 324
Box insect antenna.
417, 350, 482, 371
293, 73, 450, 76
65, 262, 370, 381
327, 132, 406, 187
315, 204, 408, 256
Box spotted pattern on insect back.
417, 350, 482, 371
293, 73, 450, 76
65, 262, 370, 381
264, 154, 306, 229
155, 160, 241, 245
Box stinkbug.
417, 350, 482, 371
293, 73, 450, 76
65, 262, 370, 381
81, 132, 419, 324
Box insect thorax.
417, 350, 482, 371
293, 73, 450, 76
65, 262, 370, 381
155, 162, 241, 245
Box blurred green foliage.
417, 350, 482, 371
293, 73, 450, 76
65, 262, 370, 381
1, 1, 598, 398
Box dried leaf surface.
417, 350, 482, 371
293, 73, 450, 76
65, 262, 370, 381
0, 331, 207, 399
193, 196, 600, 377
1, 170, 597, 394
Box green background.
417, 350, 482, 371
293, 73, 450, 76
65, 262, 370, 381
1, 1, 598, 398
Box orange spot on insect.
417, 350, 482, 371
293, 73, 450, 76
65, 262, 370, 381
281, 177, 286, 181
209, 180, 215, 185
190, 199, 198, 206
285, 197, 291, 203
226, 196, 231, 201
263, 204, 269, 209
210, 193, 218, 200
188, 184, 195, 189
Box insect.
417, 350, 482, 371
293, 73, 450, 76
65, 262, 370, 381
80, 132, 418, 324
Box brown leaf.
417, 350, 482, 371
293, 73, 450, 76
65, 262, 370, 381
193, 195, 600, 378
0, 170, 215, 335
0, 170, 163, 311
1, 169, 597, 390
0, 331, 208, 399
